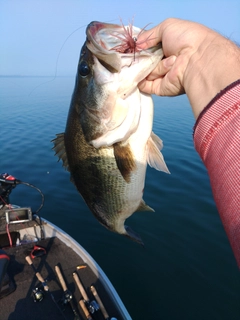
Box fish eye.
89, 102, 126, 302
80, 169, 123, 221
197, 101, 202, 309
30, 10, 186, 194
78, 61, 90, 77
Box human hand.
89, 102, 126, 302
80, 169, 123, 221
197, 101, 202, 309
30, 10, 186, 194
138, 18, 240, 118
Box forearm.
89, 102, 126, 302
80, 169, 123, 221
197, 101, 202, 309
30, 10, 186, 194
194, 79, 240, 267
185, 35, 240, 119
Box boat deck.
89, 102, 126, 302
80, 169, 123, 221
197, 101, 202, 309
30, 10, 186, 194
0, 235, 123, 320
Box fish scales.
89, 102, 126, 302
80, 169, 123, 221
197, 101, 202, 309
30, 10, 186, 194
59, 100, 144, 237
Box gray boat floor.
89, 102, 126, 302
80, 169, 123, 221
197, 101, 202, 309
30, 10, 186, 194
0, 236, 122, 320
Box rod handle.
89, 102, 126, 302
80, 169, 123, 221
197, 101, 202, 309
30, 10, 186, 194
73, 272, 89, 301
90, 285, 109, 319
79, 300, 93, 320
36, 272, 49, 291
55, 265, 67, 292
25, 255, 33, 266
25, 256, 49, 291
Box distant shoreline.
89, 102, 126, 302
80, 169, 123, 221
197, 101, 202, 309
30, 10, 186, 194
0, 75, 74, 78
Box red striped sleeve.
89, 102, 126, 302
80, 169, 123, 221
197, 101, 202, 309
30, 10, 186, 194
194, 79, 240, 267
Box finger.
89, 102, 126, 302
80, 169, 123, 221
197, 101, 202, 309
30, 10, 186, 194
160, 72, 185, 96
138, 79, 156, 95
138, 24, 163, 49
139, 67, 184, 96
139, 77, 170, 96
139, 77, 167, 95
138, 55, 176, 94
147, 56, 176, 80
139, 77, 184, 96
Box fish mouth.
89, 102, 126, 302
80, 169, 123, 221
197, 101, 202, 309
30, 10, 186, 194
86, 21, 127, 51
86, 20, 162, 73
86, 21, 119, 46
86, 21, 123, 72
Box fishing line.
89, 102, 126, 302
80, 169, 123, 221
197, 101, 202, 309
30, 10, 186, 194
28, 24, 87, 96
18, 180, 45, 239
18, 181, 44, 215
6, 223, 12, 247
28, 18, 119, 96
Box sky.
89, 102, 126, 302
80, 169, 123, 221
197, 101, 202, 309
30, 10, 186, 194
1, 0, 239, 76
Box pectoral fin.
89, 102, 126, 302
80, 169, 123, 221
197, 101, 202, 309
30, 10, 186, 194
91, 97, 139, 148
113, 142, 136, 183
52, 133, 70, 172
147, 132, 170, 173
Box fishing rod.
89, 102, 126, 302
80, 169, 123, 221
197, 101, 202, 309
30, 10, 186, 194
25, 256, 68, 320
55, 265, 80, 320
73, 271, 99, 315
73, 270, 117, 320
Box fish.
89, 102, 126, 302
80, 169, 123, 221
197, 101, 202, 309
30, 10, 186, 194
53, 21, 169, 245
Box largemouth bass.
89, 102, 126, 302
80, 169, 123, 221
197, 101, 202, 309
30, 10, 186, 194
53, 21, 169, 244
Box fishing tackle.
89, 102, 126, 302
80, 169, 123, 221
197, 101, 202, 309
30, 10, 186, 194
110, 19, 151, 56
32, 287, 44, 302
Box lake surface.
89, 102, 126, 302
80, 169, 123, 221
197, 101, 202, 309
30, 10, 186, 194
1, 76, 239, 319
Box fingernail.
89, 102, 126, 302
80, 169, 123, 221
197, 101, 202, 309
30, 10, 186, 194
164, 55, 176, 68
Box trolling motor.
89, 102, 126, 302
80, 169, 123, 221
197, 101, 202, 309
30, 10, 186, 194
0, 172, 45, 245
0, 173, 19, 208
0, 173, 22, 223
0, 172, 44, 222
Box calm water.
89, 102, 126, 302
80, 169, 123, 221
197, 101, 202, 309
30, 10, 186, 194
1, 76, 239, 320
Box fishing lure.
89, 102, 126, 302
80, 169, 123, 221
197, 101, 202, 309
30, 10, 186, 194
110, 19, 151, 57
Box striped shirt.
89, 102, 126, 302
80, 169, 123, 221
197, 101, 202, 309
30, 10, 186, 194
194, 79, 240, 267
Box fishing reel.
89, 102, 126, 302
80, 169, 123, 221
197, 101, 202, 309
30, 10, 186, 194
32, 287, 44, 302
61, 289, 73, 304
87, 300, 100, 314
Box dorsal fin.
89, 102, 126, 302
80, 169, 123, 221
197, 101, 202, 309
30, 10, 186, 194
136, 199, 155, 212
52, 133, 70, 172
147, 132, 170, 173
113, 142, 136, 183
